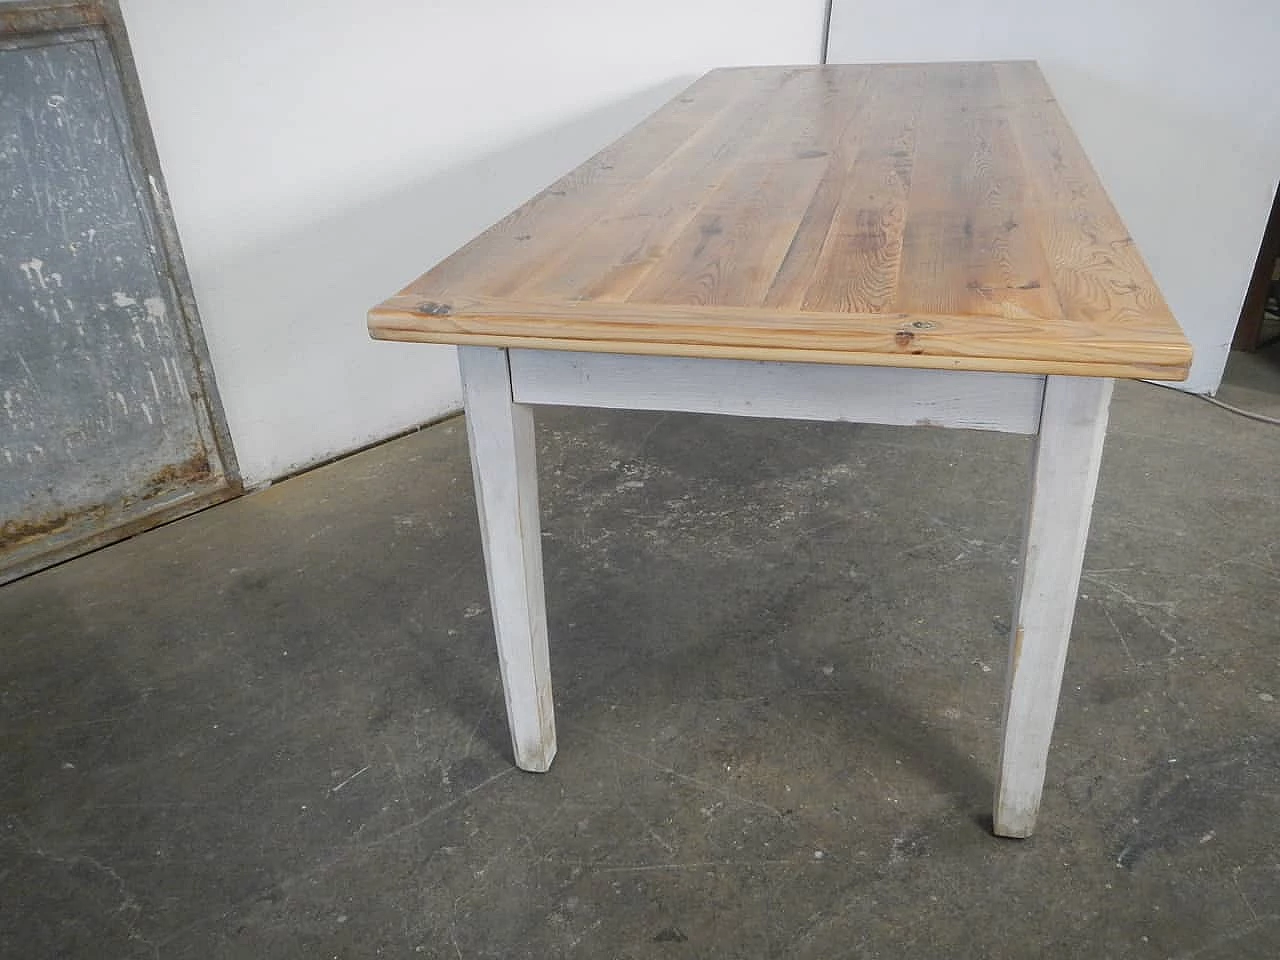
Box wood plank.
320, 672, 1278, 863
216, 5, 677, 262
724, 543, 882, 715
516, 68, 847, 303
622, 156, 828, 307
371, 63, 1192, 381
620, 70, 861, 307
370, 292, 1193, 378
789, 65, 927, 313
760, 67, 882, 309
995, 375, 1114, 838
993, 62, 1177, 339
457, 347, 556, 772
895, 63, 1064, 323
508, 349, 1045, 434
421, 69, 762, 300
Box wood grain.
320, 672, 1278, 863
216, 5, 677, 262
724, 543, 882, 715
370, 62, 1191, 380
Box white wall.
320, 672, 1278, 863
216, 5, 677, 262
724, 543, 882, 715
829, 0, 1280, 395
117, 0, 825, 484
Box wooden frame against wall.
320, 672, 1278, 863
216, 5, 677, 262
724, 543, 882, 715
1233, 183, 1280, 351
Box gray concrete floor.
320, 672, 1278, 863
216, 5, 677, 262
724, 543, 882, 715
3, 357, 1279, 959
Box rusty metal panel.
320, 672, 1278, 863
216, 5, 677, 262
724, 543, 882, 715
0, 0, 105, 35
0, 2, 239, 584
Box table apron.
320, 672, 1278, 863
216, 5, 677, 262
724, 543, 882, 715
507, 349, 1045, 435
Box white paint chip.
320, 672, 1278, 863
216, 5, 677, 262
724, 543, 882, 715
143, 296, 166, 328
18, 257, 45, 288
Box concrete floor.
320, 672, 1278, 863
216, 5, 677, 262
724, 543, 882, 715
3, 356, 1279, 959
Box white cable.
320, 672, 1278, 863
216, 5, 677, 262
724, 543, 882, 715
1197, 392, 1280, 427
1145, 379, 1280, 426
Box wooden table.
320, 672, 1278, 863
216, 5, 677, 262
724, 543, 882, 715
368, 61, 1191, 838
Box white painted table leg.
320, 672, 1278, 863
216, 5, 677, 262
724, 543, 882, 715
458, 346, 556, 772
994, 375, 1114, 837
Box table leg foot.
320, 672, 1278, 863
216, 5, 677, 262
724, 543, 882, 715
994, 376, 1114, 838
459, 346, 557, 773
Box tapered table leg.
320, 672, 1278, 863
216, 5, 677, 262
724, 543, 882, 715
994, 375, 1114, 837
458, 346, 556, 772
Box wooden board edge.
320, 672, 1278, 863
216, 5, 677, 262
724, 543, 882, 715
368, 297, 1192, 381
366, 321, 1190, 381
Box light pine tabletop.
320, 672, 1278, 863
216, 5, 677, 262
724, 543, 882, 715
369, 61, 1191, 381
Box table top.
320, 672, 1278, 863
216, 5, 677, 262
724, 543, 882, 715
369, 61, 1191, 380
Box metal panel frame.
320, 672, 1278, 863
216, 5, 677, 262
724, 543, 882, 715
0, 0, 241, 584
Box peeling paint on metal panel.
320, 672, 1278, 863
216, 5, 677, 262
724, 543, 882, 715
1, 25, 232, 581
18, 257, 45, 287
